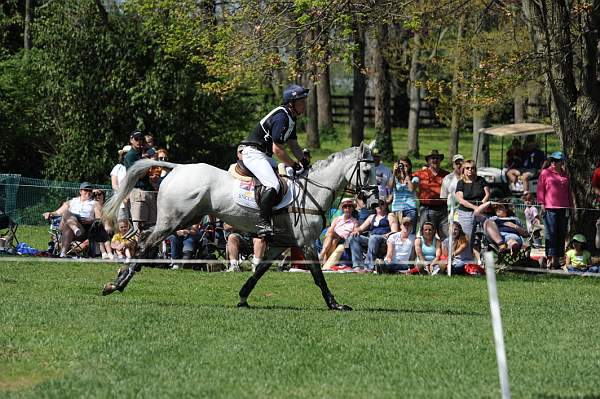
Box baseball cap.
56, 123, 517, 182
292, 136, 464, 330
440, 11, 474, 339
130, 130, 144, 139
549, 151, 564, 160
79, 182, 93, 190
572, 234, 586, 243
452, 154, 464, 163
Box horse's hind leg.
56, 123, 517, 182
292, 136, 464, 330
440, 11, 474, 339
304, 245, 352, 311
238, 246, 285, 307
102, 217, 179, 296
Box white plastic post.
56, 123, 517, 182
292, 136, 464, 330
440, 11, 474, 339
484, 251, 511, 399
447, 194, 455, 276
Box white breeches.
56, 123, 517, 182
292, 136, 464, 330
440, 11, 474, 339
241, 146, 279, 191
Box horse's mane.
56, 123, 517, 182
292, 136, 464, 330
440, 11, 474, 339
310, 147, 359, 171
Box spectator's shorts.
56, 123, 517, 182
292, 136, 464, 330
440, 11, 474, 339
130, 188, 157, 226
500, 232, 523, 245
226, 232, 253, 259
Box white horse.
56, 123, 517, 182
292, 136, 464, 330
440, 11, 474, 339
102, 143, 376, 310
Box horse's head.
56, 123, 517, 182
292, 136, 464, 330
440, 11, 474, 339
342, 142, 377, 194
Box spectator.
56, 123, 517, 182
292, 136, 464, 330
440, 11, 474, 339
144, 134, 157, 158
372, 148, 392, 201
224, 223, 266, 272
319, 198, 358, 264
505, 138, 525, 191
348, 199, 399, 272
592, 165, 600, 249
414, 150, 449, 240
124, 130, 157, 233
355, 191, 375, 224
414, 221, 443, 275
157, 148, 171, 178
522, 192, 543, 245
537, 151, 572, 269
441, 222, 474, 275
168, 224, 203, 270
387, 156, 418, 232
441, 154, 464, 210
518, 136, 546, 193
455, 159, 490, 245
380, 217, 417, 274
111, 145, 131, 221
479, 201, 530, 256
111, 219, 136, 260
42, 182, 102, 258
565, 234, 598, 273
92, 189, 113, 259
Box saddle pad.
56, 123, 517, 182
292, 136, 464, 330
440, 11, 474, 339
233, 178, 297, 211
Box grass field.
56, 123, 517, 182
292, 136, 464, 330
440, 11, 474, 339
2, 262, 600, 398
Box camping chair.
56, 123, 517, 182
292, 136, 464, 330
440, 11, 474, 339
48, 215, 92, 257
0, 209, 19, 254
479, 228, 539, 271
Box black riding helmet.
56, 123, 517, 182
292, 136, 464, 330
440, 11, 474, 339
283, 84, 309, 103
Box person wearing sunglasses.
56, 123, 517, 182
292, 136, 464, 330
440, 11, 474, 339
414, 150, 449, 241
455, 159, 490, 248
441, 153, 464, 211
319, 198, 358, 267
123, 130, 156, 234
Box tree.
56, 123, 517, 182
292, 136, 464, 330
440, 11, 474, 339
371, 23, 393, 161
350, 18, 366, 147
521, 0, 600, 240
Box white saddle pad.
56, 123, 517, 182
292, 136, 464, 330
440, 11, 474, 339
233, 177, 297, 211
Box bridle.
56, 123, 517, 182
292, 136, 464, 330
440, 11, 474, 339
281, 156, 376, 230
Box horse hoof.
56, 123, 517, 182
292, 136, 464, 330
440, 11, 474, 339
237, 301, 250, 308
102, 282, 118, 296
331, 304, 353, 311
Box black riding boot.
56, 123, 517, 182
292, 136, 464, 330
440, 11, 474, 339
256, 187, 277, 238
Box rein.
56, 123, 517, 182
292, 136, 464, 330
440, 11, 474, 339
279, 157, 374, 230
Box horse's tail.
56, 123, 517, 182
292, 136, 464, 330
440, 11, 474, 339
103, 159, 180, 225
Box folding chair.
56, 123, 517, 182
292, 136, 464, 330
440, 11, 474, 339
0, 209, 19, 254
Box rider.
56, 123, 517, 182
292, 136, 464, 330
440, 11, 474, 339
240, 84, 311, 237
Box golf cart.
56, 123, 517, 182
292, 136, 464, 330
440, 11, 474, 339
475, 123, 554, 198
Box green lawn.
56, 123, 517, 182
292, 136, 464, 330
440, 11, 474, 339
296, 126, 561, 170
1, 262, 599, 398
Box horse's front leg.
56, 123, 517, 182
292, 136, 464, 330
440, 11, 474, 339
304, 245, 352, 311
238, 246, 284, 307
101, 235, 154, 296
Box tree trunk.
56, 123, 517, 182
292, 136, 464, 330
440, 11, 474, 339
522, 0, 600, 242
306, 79, 319, 148
526, 81, 543, 122
350, 20, 366, 146
514, 89, 525, 123
372, 24, 393, 161
472, 109, 489, 168
317, 63, 332, 136
407, 32, 421, 158
24, 0, 33, 50
449, 13, 465, 159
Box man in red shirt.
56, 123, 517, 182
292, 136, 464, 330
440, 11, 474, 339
414, 150, 449, 240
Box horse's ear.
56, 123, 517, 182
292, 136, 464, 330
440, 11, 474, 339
367, 140, 376, 150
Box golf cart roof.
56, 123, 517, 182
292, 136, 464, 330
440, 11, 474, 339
479, 123, 554, 137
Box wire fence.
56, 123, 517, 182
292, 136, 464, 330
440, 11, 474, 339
0, 174, 112, 226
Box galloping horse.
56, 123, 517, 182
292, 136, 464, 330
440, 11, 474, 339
102, 143, 375, 310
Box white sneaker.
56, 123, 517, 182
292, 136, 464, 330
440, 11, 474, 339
226, 265, 241, 272
431, 265, 441, 275
171, 264, 182, 270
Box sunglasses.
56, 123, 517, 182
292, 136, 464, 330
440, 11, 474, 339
132, 136, 144, 141
158, 157, 168, 161
454, 160, 463, 165
464, 166, 475, 170
81, 189, 92, 192
342, 204, 353, 209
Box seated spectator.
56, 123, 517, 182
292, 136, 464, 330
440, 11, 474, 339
505, 138, 524, 191
440, 222, 474, 275
348, 199, 399, 272
478, 201, 530, 256
319, 198, 358, 263
565, 234, 599, 273
380, 217, 417, 274
91, 189, 113, 259
111, 219, 136, 259
42, 182, 102, 258
514, 136, 546, 193
414, 221, 443, 275
224, 223, 266, 272
167, 224, 203, 270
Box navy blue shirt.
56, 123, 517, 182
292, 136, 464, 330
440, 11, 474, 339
243, 106, 297, 157
522, 148, 546, 169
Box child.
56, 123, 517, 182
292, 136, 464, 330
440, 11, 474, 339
111, 219, 136, 259
522, 193, 542, 245
440, 222, 474, 275
565, 234, 599, 273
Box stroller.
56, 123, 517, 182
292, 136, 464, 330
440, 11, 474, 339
0, 209, 19, 254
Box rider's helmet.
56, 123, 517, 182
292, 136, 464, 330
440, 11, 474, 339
283, 84, 309, 103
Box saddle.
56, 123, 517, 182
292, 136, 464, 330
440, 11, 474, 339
228, 160, 289, 205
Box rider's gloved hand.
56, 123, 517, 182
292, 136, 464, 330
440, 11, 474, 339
300, 157, 310, 169
292, 162, 304, 176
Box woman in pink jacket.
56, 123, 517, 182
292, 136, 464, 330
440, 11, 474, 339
536, 151, 572, 269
